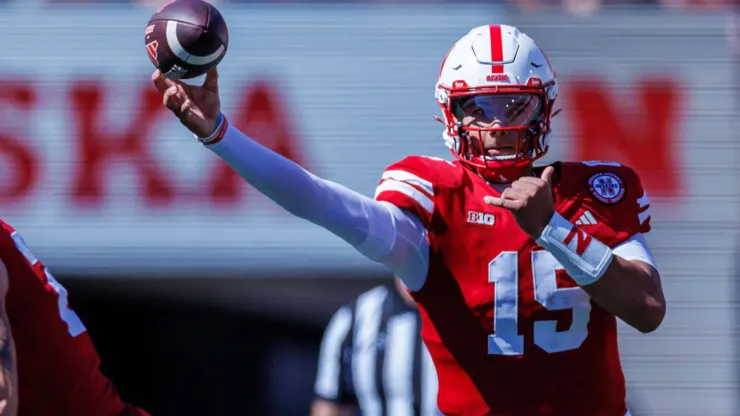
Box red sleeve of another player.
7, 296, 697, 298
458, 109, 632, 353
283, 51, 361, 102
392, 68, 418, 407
373, 156, 435, 228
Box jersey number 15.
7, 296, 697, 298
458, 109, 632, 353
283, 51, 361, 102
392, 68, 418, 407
488, 250, 591, 356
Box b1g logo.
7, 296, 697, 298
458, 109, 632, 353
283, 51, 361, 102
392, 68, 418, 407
467, 210, 495, 226
588, 172, 625, 205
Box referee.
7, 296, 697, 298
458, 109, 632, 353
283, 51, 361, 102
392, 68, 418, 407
312, 277, 442, 416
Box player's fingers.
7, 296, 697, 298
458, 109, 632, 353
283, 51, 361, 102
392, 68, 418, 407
152, 69, 176, 94
202, 67, 219, 93
516, 176, 545, 186
511, 180, 539, 195
483, 196, 524, 211
179, 99, 195, 122
540, 166, 555, 186
163, 86, 185, 113
502, 188, 528, 201
483, 196, 505, 207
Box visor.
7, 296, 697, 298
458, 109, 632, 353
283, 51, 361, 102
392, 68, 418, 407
452, 94, 542, 127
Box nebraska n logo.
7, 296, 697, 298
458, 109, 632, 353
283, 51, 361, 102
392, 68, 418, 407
563, 226, 593, 256
146, 40, 159, 65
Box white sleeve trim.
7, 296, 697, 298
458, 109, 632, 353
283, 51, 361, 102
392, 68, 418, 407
374, 180, 434, 215
637, 190, 651, 225
380, 170, 434, 195
637, 191, 650, 209
612, 233, 658, 270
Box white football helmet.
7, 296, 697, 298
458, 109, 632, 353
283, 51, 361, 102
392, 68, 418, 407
435, 24, 559, 182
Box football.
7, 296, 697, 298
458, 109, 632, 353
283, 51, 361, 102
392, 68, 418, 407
144, 0, 229, 80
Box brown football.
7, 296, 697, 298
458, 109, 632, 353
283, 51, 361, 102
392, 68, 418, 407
145, 0, 228, 80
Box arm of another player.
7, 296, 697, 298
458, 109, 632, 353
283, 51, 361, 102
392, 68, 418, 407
312, 305, 358, 416
151, 69, 430, 290
486, 166, 666, 333
0, 260, 17, 415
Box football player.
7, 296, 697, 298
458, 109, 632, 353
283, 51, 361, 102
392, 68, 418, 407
153, 24, 666, 416
0, 221, 149, 416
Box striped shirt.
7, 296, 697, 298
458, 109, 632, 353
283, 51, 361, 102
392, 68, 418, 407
314, 285, 442, 416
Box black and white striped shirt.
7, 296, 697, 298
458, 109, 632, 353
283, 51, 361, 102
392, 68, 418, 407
314, 285, 442, 416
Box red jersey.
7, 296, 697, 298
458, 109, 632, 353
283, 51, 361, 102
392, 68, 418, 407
0, 221, 148, 416
375, 157, 651, 416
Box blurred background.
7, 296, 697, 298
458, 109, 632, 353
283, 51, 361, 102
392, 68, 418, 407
0, 0, 737, 415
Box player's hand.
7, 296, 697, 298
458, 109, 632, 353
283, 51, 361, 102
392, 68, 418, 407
151, 68, 221, 138
483, 166, 556, 239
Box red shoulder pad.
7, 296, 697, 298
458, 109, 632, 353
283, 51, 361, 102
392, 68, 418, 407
0, 220, 15, 237
566, 161, 651, 235
374, 155, 452, 227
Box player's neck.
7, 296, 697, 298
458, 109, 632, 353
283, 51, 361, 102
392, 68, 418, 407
482, 164, 535, 186
518, 165, 535, 178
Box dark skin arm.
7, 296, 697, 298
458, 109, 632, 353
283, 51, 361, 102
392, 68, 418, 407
579, 256, 665, 333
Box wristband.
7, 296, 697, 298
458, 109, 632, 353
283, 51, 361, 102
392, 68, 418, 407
536, 212, 613, 286
196, 113, 228, 145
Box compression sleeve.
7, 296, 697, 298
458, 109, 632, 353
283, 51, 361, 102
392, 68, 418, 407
204, 121, 430, 288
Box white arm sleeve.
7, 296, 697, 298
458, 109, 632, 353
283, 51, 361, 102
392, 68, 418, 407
612, 233, 658, 270
205, 123, 430, 289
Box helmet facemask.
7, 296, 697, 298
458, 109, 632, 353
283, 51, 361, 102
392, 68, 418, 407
437, 81, 558, 183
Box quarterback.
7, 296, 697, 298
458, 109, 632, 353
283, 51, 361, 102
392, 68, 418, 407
153, 24, 666, 416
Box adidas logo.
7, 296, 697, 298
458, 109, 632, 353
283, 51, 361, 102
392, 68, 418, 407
575, 211, 598, 226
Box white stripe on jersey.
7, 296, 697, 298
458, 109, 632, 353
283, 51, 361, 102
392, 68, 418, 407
637, 190, 650, 224
353, 286, 389, 416
381, 170, 434, 196
421, 343, 441, 416
383, 312, 417, 416
375, 180, 434, 215
314, 306, 353, 399
638, 207, 651, 225
637, 190, 650, 209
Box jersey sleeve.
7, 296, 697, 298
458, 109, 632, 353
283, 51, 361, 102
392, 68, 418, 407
623, 166, 652, 235
374, 156, 436, 228
612, 234, 657, 269
314, 306, 356, 404
0, 223, 87, 338
635, 183, 651, 234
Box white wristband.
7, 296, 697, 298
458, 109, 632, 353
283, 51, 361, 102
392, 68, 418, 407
536, 212, 613, 286
195, 113, 226, 144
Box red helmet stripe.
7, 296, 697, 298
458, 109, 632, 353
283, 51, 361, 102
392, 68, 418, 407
439, 44, 454, 77
488, 25, 505, 74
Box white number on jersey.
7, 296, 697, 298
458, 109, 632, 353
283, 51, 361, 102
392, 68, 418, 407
488, 251, 591, 355
10, 232, 86, 337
